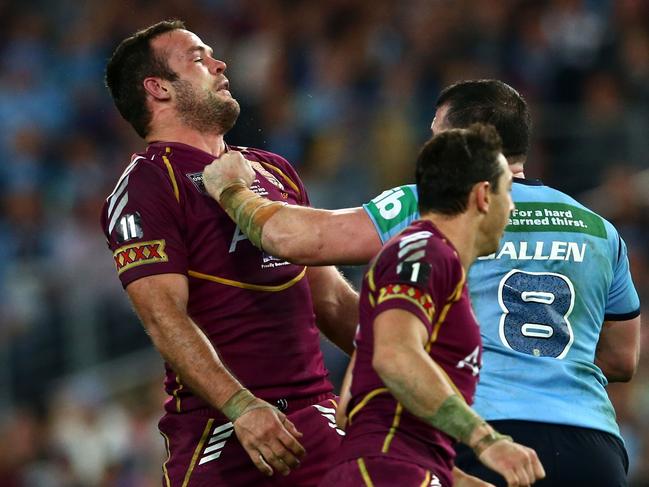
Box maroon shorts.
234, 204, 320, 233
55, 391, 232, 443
158, 394, 343, 487
318, 456, 446, 487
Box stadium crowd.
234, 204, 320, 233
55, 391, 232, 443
0, 0, 648, 485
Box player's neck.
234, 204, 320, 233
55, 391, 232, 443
423, 213, 479, 271
146, 125, 227, 158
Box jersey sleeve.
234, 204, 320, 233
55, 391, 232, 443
100, 160, 188, 288
362, 184, 420, 243
370, 236, 457, 335
604, 233, 641, 321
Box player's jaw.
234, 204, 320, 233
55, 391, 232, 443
173, 77, 240, 134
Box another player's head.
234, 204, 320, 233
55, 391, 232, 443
432, 80, 531, 166
105, 20, 240, 139
416, 123, 513, 255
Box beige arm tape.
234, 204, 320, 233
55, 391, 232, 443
221, 389, 277, 422
219, 182, 286, 249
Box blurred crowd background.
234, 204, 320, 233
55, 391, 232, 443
1, 0, 648, 485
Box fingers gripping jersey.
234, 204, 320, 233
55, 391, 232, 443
337, 220, 482, 486
101, 142, 331, 414
363, 180, 641, 438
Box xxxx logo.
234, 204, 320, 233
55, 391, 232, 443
113, 240, 168, 274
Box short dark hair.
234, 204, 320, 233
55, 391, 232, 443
435, 80, 531, 158
105, 20, 185, 138
416, 123, 504, 216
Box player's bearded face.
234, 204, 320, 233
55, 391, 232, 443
173, 78, 240, 134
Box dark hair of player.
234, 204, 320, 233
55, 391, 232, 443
436, 79, 531, 158
416, 123, 504, 216
105, 20, 185, 138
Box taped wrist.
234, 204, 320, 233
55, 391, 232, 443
219, 183, 285, 249
426, 394, 483, 444
221, 389, 276, 422
472, 430, 513, 456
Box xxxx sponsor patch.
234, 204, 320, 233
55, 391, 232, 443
113, 240, 168, 275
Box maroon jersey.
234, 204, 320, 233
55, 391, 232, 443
337, 220, 482, 486
100, 142, 331, 415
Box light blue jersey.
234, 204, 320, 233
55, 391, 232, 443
363, 179, 640, 438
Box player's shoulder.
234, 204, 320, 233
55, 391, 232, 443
376, 220, 462, 285
514, 179, 620, 241
231, 145, 293, 168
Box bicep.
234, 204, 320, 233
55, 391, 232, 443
597, 316, 641, 360
373, 308, 429, 355
317, 207, 383, 265
126, 273, 189, 325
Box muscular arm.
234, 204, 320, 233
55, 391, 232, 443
372, 308, 489, 445
595, 316, 641, 382
307, 266, 359, 355
261, 206, 382, 266
336, 351, 356, 429
202, 153, 382, 265
127, 273, 305, 476
372, 309, 545, 486
126, 273, 245, 409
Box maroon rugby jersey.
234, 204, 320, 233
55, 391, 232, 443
100, 141, 331, 414
338, 220, 482, 486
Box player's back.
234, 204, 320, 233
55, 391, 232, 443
363, 180, 640, 438
470, 180, 640, 437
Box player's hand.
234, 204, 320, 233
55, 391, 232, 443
453, 466, 496, 487
478, 439, 545, 486
233, 403, 306, 477
203, 151, 255, 201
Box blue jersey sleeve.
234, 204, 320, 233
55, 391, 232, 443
362, 184, 420, 243
605, 234, 640, 320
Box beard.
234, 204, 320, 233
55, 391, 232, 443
173, 79, 240, 134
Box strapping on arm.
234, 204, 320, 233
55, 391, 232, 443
219, 182, 286, 249
221, 388, 277, 422
424, 394, 511, 455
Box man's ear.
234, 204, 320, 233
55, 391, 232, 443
143, 77, 172, 101
474, 181, 491, 214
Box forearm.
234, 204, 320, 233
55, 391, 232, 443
336, 351, 356, 429
308, 267, 359, 355
219, 185, 379, 265
376, 347, 495, 448
144, 309, 245, 411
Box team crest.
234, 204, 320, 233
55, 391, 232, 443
249, 161, 285, 191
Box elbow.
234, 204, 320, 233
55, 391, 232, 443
615, 356, 638, 382
372, 348, 402, 383
599, 354, 639, 383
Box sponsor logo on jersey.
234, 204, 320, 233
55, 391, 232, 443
113, 240, 168, 274
506, 202, 606, 238
261, 252, 290, 269
186, 172, 207, 194
366, 186, 418, 233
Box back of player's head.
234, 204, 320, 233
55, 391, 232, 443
105, 19, 185, 138
435, 79, 530, 159
416, 123, 504, 216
